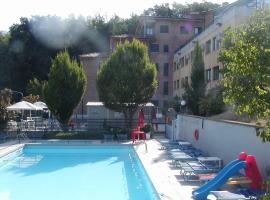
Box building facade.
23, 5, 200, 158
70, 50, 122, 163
134, 15, 212, 108
173, 0, 258, 98
75, 52, 108, 117
76, 14, 214, 116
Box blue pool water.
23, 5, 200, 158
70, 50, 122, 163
0, 144, 160, 200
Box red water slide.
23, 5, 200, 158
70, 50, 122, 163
244, 155, 263, 189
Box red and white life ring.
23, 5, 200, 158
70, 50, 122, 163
194, 129, 199, 141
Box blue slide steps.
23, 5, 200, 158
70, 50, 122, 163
192, 159, 246, 200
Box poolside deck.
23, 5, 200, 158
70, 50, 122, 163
0, 139, 198, 200
134, 138, 198, 200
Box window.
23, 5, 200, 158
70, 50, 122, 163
180, 26, 189, 34
194, 27, 202, 35
177, 80, 180, 89
146, 25, 154, 35
181, 78, 185, 88
146, 27, 153, 35
213, 66, 220, 80
190, 51, 194, 61
163, 63, 169, 76
180, 57, 185, 67
212, 37, 217, 51
205, 40, 211, 55
185, 77, 188, 86
173, 62, 176, 71
206, 69, 211, 82
217, 39, 221, 50
156, 63, 159, 71
163, 44, 169, 53
181, 77, 188, 88
163, 81, 168, 95
150, 43, 159, 52
160, 25, 169, 33
174, 81, 176, 90
185, 55, 189, 66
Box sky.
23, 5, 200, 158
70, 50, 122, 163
0, 0, 235, 31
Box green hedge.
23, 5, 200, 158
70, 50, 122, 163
43, 131, 106, 140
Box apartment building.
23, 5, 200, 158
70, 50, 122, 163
134, 15, 213, 108
173, 0, 258, 98
75, 13, 214, 115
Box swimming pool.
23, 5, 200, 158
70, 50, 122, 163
0, 144, 160, 200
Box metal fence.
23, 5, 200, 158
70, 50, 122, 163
4, 118, 167, 140
6, 118, 142, 132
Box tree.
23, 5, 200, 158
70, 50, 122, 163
0, 88, 12, 129
26, 78, 45, 100
171, 96, 181, 113
199, 85, 225, 116
23, 94, 39, 103
144, 2, 220, 17
44, 50, 87, 127
144, 3, 174, 17
97, 39, 157, 128
0, 34, 12, 90
219, 8, 270, 141
183, 42, 206, 115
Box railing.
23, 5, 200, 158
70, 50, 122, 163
6, 118, 141, 132
5, 118, 168, 140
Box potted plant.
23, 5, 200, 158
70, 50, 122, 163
141, 124, 152, 140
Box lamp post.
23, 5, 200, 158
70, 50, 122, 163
180, 100, 186, 113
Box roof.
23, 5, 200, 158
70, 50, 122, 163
174, 0, 257, 53
86, 102, 104, 106
7, 101, 43, 111
139, 15, 205, 21
86, 102, 155, 107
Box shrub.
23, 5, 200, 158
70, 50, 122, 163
43, 131, 104, 140
141, 124, 152, 133
199, 86, 225, 116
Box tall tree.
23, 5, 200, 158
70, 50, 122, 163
219, 8, 270, 141
0, 88, 12, 129
97, 39, 157, 128
0, 34, 12, 89
1, 16, 106, 93
144, 3, 174, 17
183, 42, 206, 115
26, 78, 45, 100
144, 2, 220, 17
44, 50, 87, 127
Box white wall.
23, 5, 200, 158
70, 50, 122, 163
174, 115, 270, 177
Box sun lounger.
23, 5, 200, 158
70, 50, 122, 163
177, 160, 220, 182
208, 191, 249, 200
169, 148, 203, 157
170, 153, 198, 165
158, 140, 189, 150
208, 191, 247, 200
